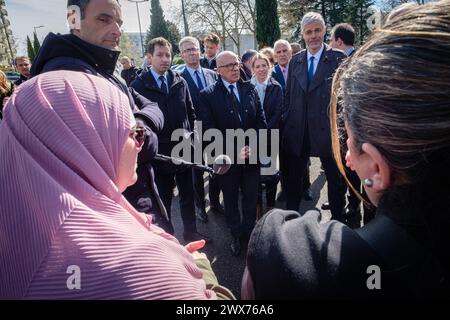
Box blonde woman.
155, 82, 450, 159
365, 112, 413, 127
250, 53, 283, 211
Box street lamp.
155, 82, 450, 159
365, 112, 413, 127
33, 25, 44, 37
127, 0, 149, 57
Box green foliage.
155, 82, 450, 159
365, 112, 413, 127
145, 0, 170, 47
26, 36, 35, 62
255, 0, 281, 49
279, 0, 375, 44
33, 32, 41, 55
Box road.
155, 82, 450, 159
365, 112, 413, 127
170, 157, 332, 299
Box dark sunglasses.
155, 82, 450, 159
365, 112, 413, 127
130, 126, 146, 148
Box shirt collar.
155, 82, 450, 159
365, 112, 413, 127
251, 76, 269, 87
221, 78, 237, 90
345, 47, 355, 56
186, 65, 202, 77
150, 67, 167, 82
307, 44, 325, 62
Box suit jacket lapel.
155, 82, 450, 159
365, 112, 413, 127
308, 45, 331, 93
203, 70, 216, 87
275, 65, 286, 88
293, 51, 308, 93
182, 69, 199, 94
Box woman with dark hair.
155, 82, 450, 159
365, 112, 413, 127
242, 0, 450, 299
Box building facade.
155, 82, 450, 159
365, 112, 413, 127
0, 0, 16, 67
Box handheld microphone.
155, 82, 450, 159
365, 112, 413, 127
153, 154, 232, 176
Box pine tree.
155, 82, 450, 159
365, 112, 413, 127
166, 20, 181, 54
345, 0, 374, 44
33, 32, 41, 56
26, 36, 35, 62
255, 0, 281, 49
145, 0, 170, 48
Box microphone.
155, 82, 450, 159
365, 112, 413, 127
212, 154, 232, 175
153, 154, 231, 176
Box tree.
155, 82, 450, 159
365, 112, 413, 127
119, 32, 143, 66
183, 0, 256, 55
26, 36, 36, 62
345, 0, 374, 44
255, 0, 281, 49
166, 20, 181, 54
145, 0, 170, 46
33, 32, 41, 55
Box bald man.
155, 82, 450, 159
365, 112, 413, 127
198, 51, 267, 256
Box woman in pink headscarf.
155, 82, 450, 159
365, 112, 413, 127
0, 70, 233, 300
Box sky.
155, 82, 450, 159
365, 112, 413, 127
4, 0, 180, 55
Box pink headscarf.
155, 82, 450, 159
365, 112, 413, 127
0, 71, 215, 300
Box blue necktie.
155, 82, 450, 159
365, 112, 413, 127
159, 75, 168, 94
195, 71, 204, 90
308, 56, 315, 83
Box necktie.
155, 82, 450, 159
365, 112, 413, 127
195, 71, 204, 90
159, 75, 168, 94
229, 84, 242, 123
308, 56, 315, 83
282, 67, 288, 84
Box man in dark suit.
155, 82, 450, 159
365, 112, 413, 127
178, 36, 224, 222
200, 33, 220, 70
272, 39, 312, 202
120, 56, 140, 86
199, 51, 267, 256
272, 40, 292, 92
282, 12, 347, 221
131, 37, 210, 243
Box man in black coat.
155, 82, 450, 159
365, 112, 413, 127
132, 37, 209, 242
30, 0, 168, 228
282, 12, 346, 221
13, 56, 32, 87
178, 36, 224, 222
199, 51, 267, 256
120, 56, 140, 86
200, 33, 220, 70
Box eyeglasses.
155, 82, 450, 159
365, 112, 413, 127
130, 126, 146, 148
182, 47, 199, 54
217, 62, 240, 71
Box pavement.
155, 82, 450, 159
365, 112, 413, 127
169, 157, 332, 299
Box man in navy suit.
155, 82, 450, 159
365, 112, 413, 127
272, 40, 292, 92
282, 12, 347, 221
179, 36, 224, 223
132, 37, 210, 243
199, 51, 267, 256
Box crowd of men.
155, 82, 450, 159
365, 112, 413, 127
3, 0, 374, 257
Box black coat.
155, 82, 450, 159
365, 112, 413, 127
261, 78, 283, 130
244, 184, 450, 299
198, 77, 267, 163
200, 56, 217, 70
271, 64, 287, 92
282, 45, 345, 158
121, 66, 140, 86
131, 67, 196, 173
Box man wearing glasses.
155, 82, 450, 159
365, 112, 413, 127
178, 36, 224, 224
199, 51, 267, 256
